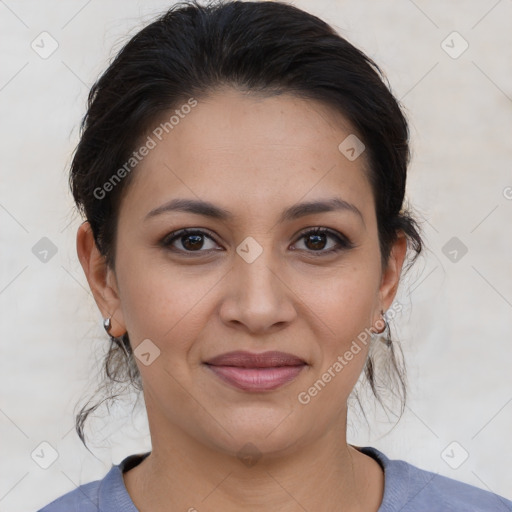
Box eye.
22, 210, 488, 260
291, 227, 354, 255
161, 228, 221, 255
160, 227, 354, 257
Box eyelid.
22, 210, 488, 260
294, 226, 352, 244
160, 226, 354, 255
161, 227, 220, 249
292, 227, 355, 253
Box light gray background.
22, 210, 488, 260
1, 1, 511, 510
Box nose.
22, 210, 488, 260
219, 241, 297, 334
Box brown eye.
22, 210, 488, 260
293, 228, 354, 255
162, 229, 220, 254
304, 231, 328, 250
180, 233, 205, 251
161, 227, 354, 257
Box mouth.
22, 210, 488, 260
203, 351, 308, 392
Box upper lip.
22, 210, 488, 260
204, 351, 306, 368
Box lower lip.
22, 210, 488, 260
205, 364, 306, 392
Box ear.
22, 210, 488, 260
76, 221, 126, 337
374, 230, 408, 324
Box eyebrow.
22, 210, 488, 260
145, 197, 364, 225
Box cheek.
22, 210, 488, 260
296, 275, 376, 411
115, 252, 219, 356
297, 263, 379, 335
294, 263, 379, 393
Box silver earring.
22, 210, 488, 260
373, 310, 392, 347
102, 317, 129, 355
103, 317, 112, 334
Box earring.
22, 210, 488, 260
102, 316, 129, 354
103, 316, 124, 340
103, 316, 112, 334
373, 309, 392, 347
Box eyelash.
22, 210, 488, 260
160, 227, 354, 257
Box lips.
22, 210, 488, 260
204, 350, 306, 368
203, 351, 307, 392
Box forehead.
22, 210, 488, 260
119, 88, 374, 224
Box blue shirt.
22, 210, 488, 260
37, 446, 512, 511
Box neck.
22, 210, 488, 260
123, 415, 384, 512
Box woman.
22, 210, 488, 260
38, 1, 512, 510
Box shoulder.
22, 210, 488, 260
358, 446, 512, 512
36, 452, 150, 512
37, 478, 103, 511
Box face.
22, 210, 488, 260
79, 87, 405, 459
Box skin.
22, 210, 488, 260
77, 87, 407, 511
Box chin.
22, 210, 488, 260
197, 407, 307, 461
